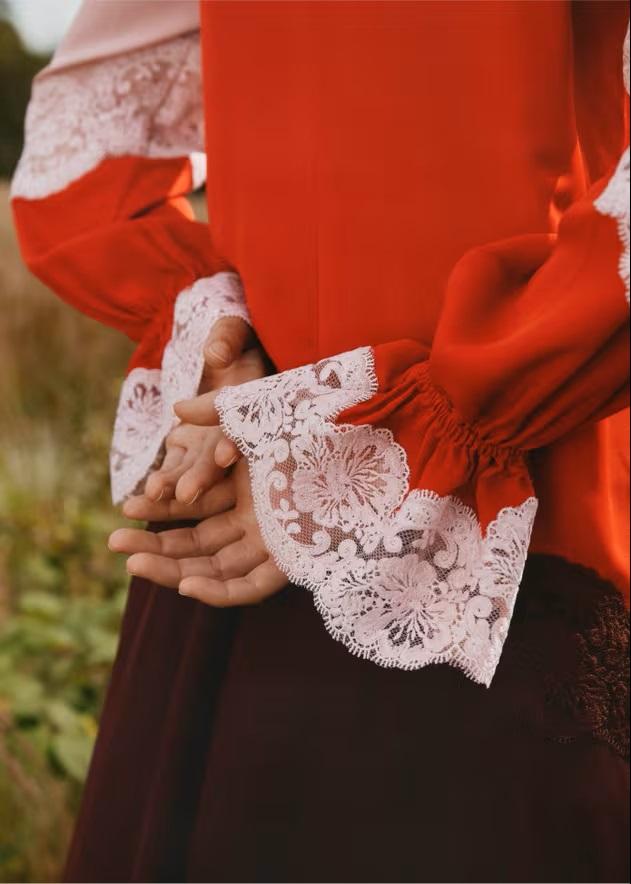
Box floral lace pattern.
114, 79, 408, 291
216, 348, 538, 686
594, 25, 631, 305
595, 147, 630, 305
11, 32, 203, 199
110, 272, 250, 504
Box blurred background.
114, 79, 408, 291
0, 3, 131, 880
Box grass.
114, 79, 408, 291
0, 181, 132, 883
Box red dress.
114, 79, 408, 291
11, 1, 630, 880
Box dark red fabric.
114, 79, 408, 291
65, 554, 629, 883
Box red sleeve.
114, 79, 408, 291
11, 8, 250, 503
215, 21, 630, 686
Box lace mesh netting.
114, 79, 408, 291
216, 348, 538, 686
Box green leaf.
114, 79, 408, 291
18, 591, 63, 618
43, 699, 81, 732
84, 626, 119, 664
0, 671, 44, 715
50, 729, 94, 782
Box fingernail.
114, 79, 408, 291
178, 586, 191, 597
156, 488, 165, 502
224, 454, 239, 468
186, 489, 202, 506
207, 341, 231, 365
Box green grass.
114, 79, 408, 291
0, 182, 132, 883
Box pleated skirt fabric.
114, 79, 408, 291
64, 553, 629, 883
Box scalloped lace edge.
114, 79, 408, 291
110, 271, 250, 504
216, 347, 538, 686
594, 27, 630, 305
594, 147, 630, 306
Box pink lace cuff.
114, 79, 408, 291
110, 271, 249, 503
215, 346, 538, 687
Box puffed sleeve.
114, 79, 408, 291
214, 22, 629, 686
10, 0, 250, 503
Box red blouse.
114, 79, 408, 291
11, 0, 630, 685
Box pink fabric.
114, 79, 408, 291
45, 0, 199, 75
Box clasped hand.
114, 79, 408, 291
109, 318, 287, 606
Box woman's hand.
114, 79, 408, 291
144, 316, 266, 505
200, 314, 266, 395
111, 459, 288, 606
112, 316, 287, 605
144, 423, 233, 505
197, 313, 267, 465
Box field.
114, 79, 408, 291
0, 181, 132, 882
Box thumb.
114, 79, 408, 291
204, 316, 252, 369
174, 390, 220, 426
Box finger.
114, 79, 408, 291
122, 479, 236, 522
204, 316, 252, 369
179, 560, 287, 607
109, 527, 164, 555
211, 346, 267, 388
126, 552, 186, 588
166, 423, 209, 449
174, 451, 223, 505
144, 445, 186, 501
174, 390, 220, 427
126, 549, 241, 590
162, 442, 187, 468
110, 525, 213, 558
111, 510, 243, 558
146, 450, 200, 503
210, 536, 269, 580
193, 510, 245, 553
144, 473, 175, 503
215, 436, 240, 469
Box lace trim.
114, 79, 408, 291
11, 32, 203, 200
594, 26, 631, 305
594, 147, 630, 305
216, 348, 538, 686
110, 272, 250, 504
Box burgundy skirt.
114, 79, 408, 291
64, 554, 629, 883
